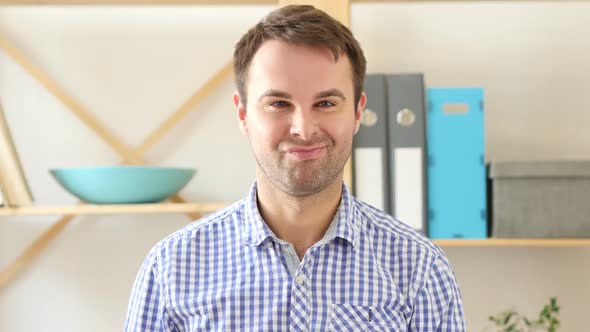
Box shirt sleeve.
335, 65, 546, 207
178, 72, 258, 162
124, 250, 178, 332
409, 255, 467, 332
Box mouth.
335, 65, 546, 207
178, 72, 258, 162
285, 145, 326, 161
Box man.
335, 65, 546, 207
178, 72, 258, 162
126, 5, 466, 331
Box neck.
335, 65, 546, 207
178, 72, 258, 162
256, 171, 343, 260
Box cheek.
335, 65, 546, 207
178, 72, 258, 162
324, 117, 356, 142
249, 116, 286, 146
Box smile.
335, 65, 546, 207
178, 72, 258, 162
286, 145, 326, 161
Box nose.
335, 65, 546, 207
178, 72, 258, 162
289, 107, 319, 141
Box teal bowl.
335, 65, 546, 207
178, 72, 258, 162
50, 166, 196, 204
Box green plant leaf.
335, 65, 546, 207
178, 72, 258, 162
523, 317, 531, 326
504, 312, 514, 325
506, 323, 517, 332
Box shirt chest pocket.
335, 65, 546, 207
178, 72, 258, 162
326, 303, 407, 332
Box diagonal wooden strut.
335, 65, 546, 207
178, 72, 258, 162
0, 215, 74, 291
0, 34, 144, 165
135, 61, 234, 156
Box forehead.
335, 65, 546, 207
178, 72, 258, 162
246, 39, 354, 99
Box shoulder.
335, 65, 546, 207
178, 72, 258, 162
351, 196, 445, 259
350, 197, 462, 302
149, 199, 246, 262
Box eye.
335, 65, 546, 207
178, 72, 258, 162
316, 100, 336, 109
267, 100, 291, 111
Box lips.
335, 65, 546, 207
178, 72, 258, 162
285, 145, 326, 160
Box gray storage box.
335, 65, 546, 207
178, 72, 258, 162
490, 160, 590, 238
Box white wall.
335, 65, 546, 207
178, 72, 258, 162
0, 2, 588, 331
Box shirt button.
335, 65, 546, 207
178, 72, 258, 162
295, 275, 305, 285
266, 242, 273, 248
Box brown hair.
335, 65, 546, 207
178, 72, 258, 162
233, 4, 367, 111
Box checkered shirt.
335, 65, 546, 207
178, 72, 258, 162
125, 182, 466, 331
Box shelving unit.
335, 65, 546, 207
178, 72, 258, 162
0, 0, 245, 288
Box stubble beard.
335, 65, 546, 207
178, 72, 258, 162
253, 138, 352, 197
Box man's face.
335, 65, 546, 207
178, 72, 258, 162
234, 39, 366, 196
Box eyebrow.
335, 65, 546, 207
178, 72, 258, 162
313, 89, 346, 101
257, 88, 346, 103
257, 89, 292, 103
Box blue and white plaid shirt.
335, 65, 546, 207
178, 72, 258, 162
125, 182, 466, 331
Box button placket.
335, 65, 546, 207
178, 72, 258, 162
288, 247, 319, 331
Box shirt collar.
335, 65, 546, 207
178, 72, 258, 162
242, 181, 357, 248
240, 181, 272, 246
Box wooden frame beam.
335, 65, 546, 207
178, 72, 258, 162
0, 0, 275, 4
0, 215, 74, 288
0, 202, 226, 216
0, 33, 144, 165
135, 61, 233, 156
0, 32, 233, 289
0, 0, 545, 5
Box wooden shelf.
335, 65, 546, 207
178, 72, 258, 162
0, 202, 227, 216
17, 0, 481, 6
0, 0, 275, 5
435, 238, 590, 247
2, 204, 589, 248
0, 0, 276, 4
0, 0, 511, 5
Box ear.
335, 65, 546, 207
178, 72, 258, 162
233, 91, 248, 136
353, 92, 367, 135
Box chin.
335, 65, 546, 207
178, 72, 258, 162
280, 176, 338, 197
287, 187, 323, 197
